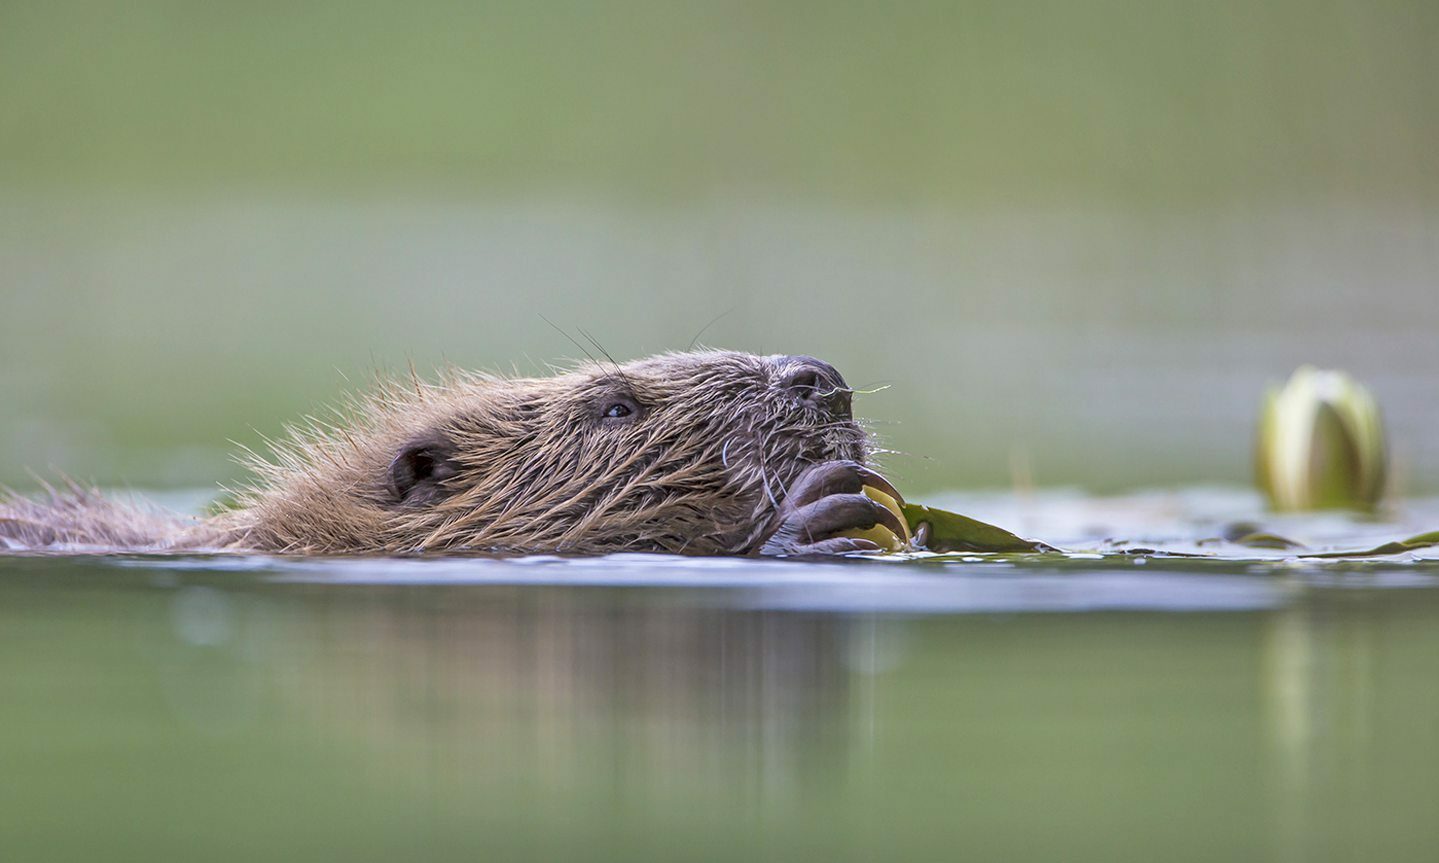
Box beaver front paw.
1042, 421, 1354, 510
758, 461, 907, 556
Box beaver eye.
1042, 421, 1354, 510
599, 395, 641, 422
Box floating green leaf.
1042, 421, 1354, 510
901, 503, 1055, 553
1230, 532, 1305, 550
1300, 530, 1439, 559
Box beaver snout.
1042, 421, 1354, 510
777, 355, 852, 419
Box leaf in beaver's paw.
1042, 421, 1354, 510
839, 485, 912, 552
1299, 529, 1439, 559
901, 503, 1056, 553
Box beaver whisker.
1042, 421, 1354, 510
576, 326, 636, 392
540, 314, 631, 393
686, 309, 735, 352
749, 434, 787, 513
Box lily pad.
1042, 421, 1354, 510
1300, 530, 1439, 559
901, 503, 1055, 553
1230, 531, 1306, 550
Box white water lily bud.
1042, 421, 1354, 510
1256, 366, 1388, 512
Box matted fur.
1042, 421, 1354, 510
0, 351, 870, 555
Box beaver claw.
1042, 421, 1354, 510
758, 461, 906, 556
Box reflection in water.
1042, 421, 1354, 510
189, 585, 879, 806
2, 559, 1438, 862
1264, 604, 1315, 863
1262, 597, 1420, 863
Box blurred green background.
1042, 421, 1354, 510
2, 0, 1436, 495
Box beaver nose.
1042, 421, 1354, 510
778, 355, 852, 418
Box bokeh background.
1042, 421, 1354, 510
2, 0, 1436, 496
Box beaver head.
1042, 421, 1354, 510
221, 351, 892, 555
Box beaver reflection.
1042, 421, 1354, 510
274, 587, 871, 794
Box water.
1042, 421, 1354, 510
3, 490, 1438, 862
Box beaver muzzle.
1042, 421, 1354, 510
755, 355, 906, 557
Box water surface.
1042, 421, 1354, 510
3, 490, 1438, 862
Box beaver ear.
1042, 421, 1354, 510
388, 434, 461, 505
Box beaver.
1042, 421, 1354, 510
0, 351, 907, 556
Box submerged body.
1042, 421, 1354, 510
0, 351, 904, 556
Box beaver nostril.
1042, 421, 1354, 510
778, 356, 853, 419
789, 370, 822, 398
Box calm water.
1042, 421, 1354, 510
2, 491, 1438, 862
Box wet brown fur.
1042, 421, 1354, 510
0, 351, 868, 555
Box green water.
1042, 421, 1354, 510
3, 509, 1438, 861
